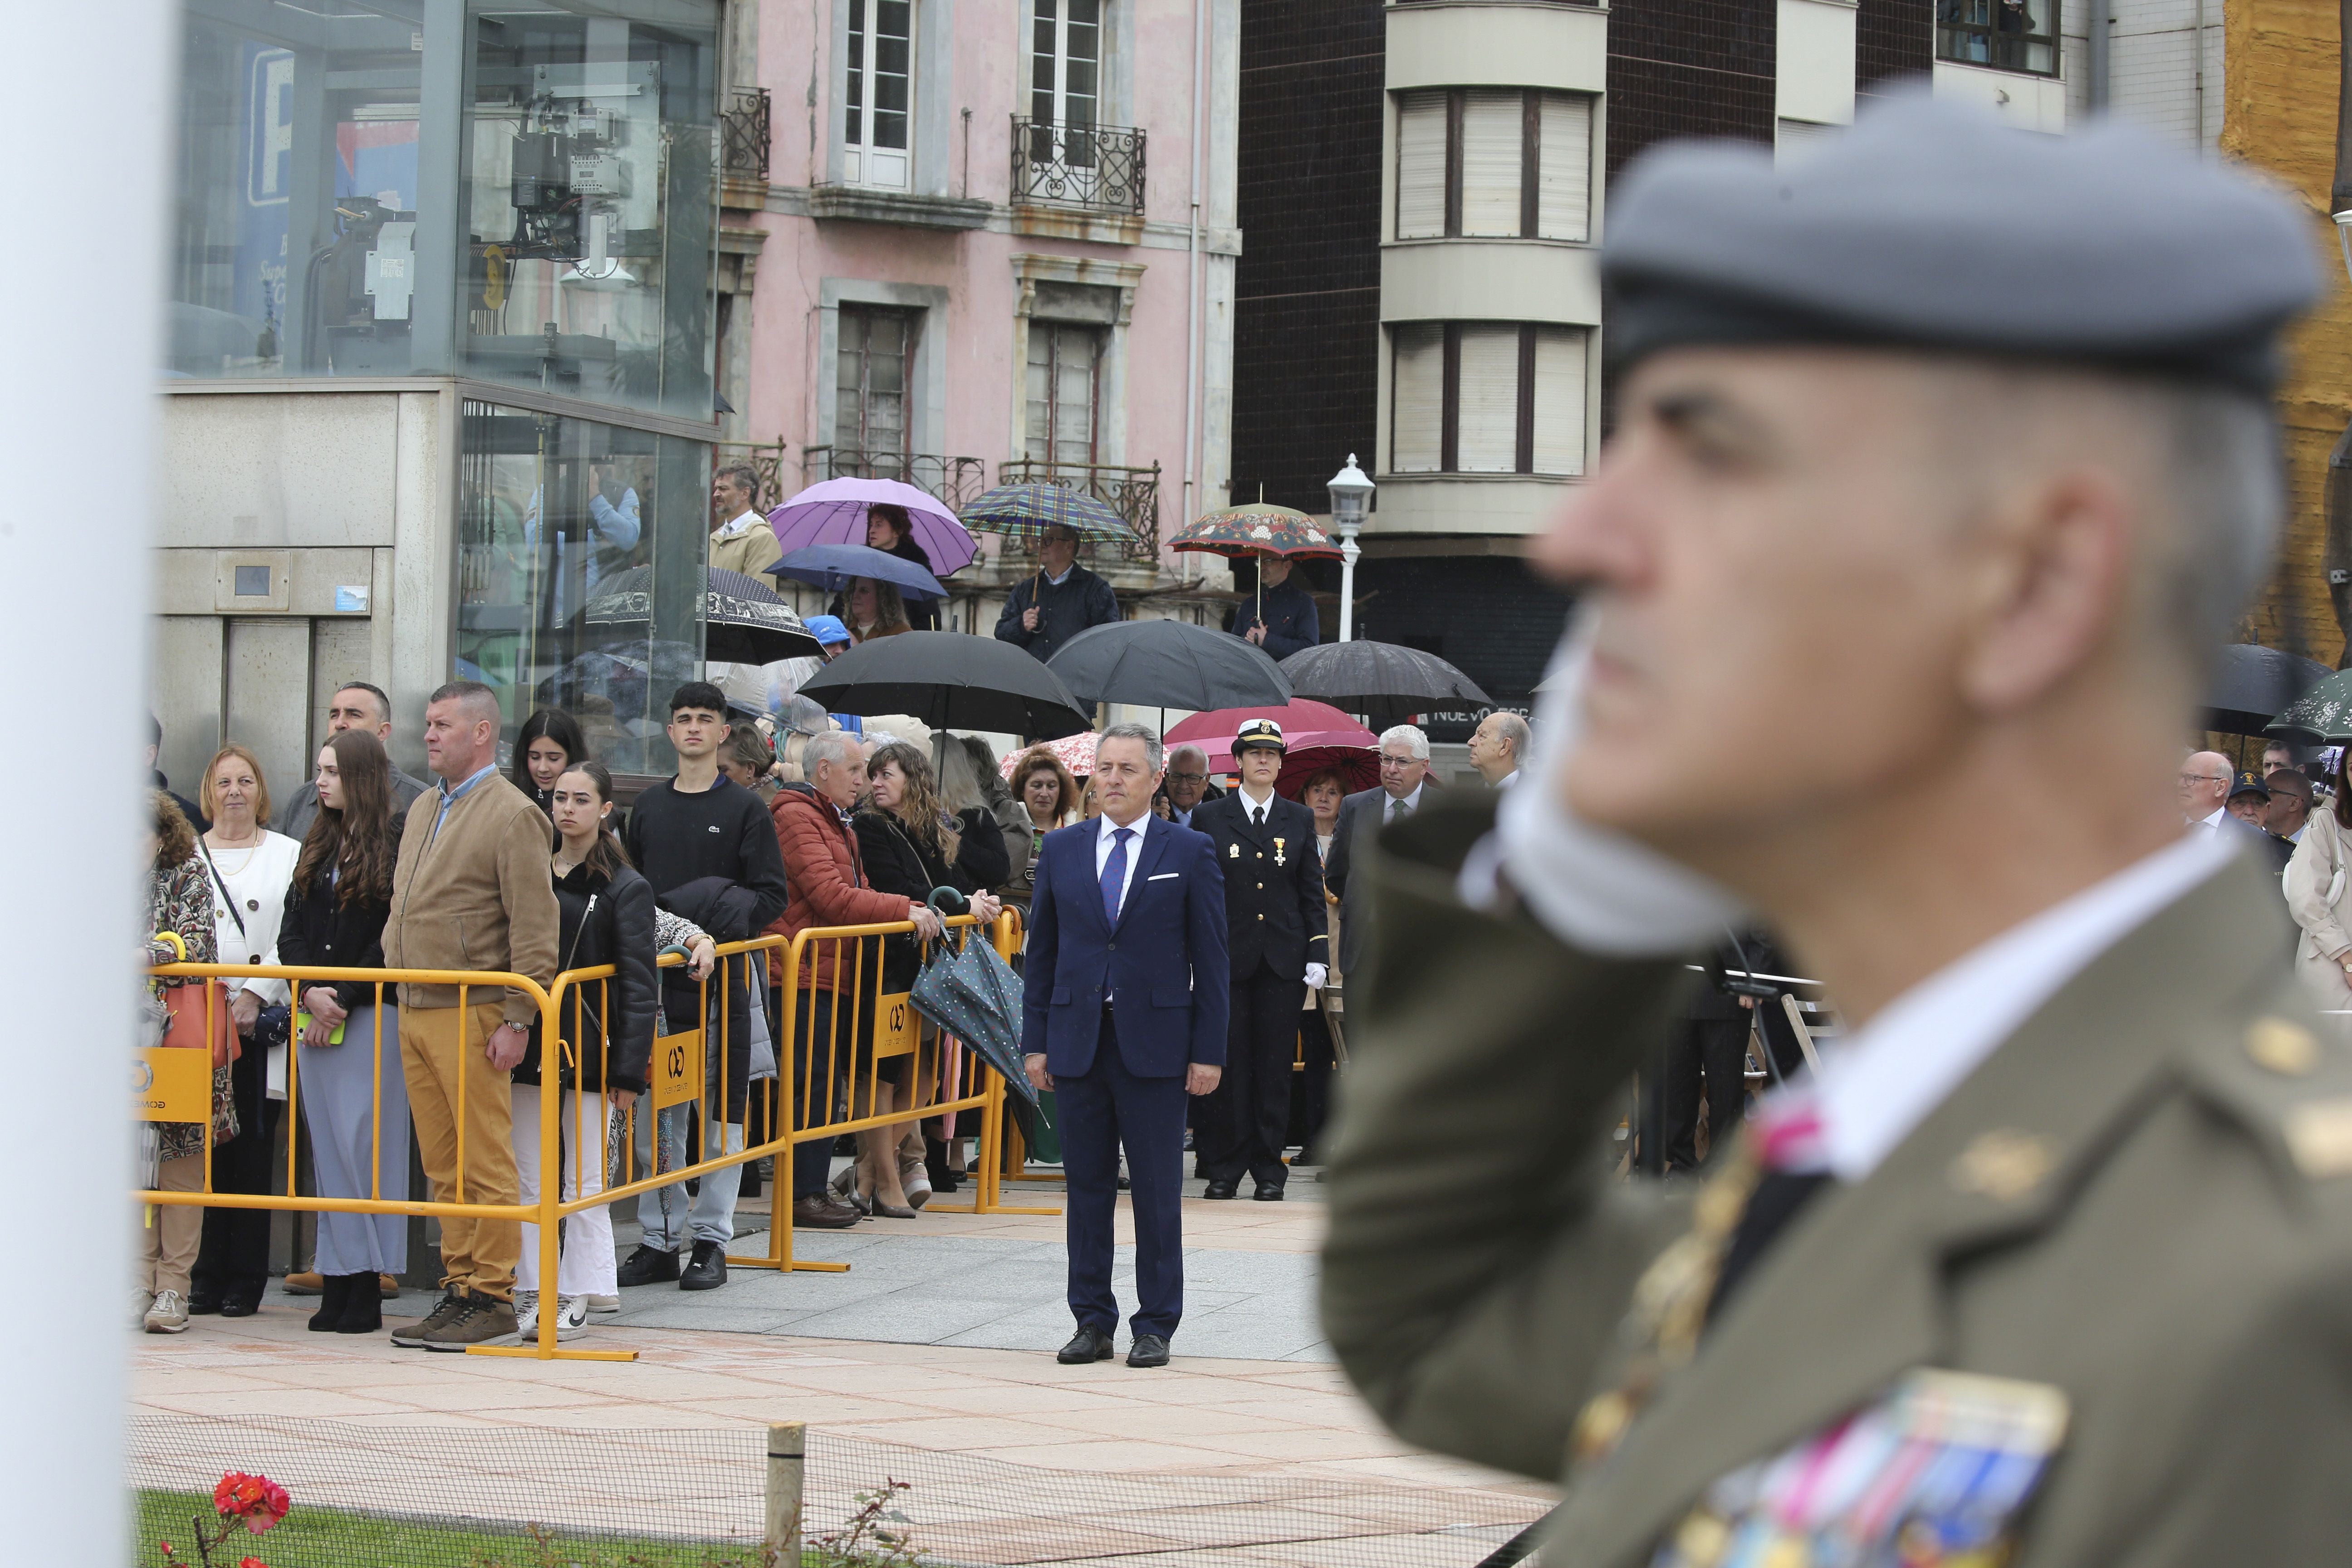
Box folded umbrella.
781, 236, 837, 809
768, 542, 946, 601
911, 927, 1038, 1108
1046, 618, 1291, 711
796, 631, 1094, 739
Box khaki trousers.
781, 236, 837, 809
401, 1001, 519, 1301
138, 1156, 204, 1296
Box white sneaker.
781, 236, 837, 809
584, 1294, 621, 1314
144, 1289, 190, 1333
509, 1289, 588, 1343
512, 1289, 540, 1340
551, 1295, 588, 1338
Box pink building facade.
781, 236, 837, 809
715, 0, 1243, 618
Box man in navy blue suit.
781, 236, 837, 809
1023, 723, 1229, 1368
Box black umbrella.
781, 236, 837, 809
582, 566, 822, 666
1046, 619, 1292, 711
797, 631, 1094, 739
1280, 640, 1493, 727
2209, 642, 2332, 736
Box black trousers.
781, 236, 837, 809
1287, 1005, 1336, 1160
788, 988, 866, 1199
1661, 1014, 1754, 1174
193, 1042, 282, 1299
1197, 961, 1303, 1187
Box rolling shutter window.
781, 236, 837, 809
1455, 324, 1520, 472
1395, 92, 1450, 240
1458, 89, 1524, 237
1536, 94, 1592, 242
1391, 324, 1445, 473
1530, 327, 1588, 476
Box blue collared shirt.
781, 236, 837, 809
430, 763, 500, 843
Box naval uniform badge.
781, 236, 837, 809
1229, 842, 1240, 859
1273, 837, 1287, 865
1649, 1368, 2068, 1568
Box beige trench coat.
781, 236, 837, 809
2284, 808, 2352, 1011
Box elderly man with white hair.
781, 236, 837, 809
1322, 725, 1435, 983
1469, 711, 1532, 789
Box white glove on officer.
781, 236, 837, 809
1303, 963, 1328, 990
1462, 613, 1746, 955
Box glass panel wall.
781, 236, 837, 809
460, 1, 720, 418
458, 400, 709, 772
171, 0, 433, 378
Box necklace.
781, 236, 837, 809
206, 829, 263, 873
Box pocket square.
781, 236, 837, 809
1147, 872, 1180, 882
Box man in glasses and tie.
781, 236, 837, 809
1192, 720, 1332, 1201
1022, 724, 1229, 1369
1323, 725, 1434, 988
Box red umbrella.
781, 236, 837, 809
1275, 746, 1377, 800
1165, 700, 1376, 773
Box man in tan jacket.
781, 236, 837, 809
708, 463, 781, 578
382, 680, 559, 1351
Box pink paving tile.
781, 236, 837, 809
1026, 1402, 1318, 1441
981, 1438, 1251, 1473
815, 1414, 1109, 1450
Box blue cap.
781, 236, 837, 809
804, 614, 852, 647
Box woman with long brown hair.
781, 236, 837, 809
275, 729, 408, 1334
995, 746, 1079, 916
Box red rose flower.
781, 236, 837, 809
240, 1558, 270, 1568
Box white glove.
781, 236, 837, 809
1464, 613, 1745, 955
1303, 963, 1328, 991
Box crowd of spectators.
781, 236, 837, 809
138, 638, 1544, 1350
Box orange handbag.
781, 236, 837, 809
153, 931, 240, 1069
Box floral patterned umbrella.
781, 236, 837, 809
999, 730, 1100, 780
1167, 500, 1343, 560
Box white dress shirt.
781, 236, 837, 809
1383, 783, 1425, 824
1238, 782, 1278, 826
1094, 810, 1154, 917
1760, 829, 2235, 1180
1495, 769, 1521, 791
714, 508, 765, 539
2194, 805, 2228, 832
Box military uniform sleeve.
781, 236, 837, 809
1320, 800, 1692, 1481
2107, 1241, 2352, 1567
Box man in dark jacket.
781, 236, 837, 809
1228, 552, 1320, 661
994, 524, 1121, 662
617, 683, 790, 1292
1190, 720, 1329, 1200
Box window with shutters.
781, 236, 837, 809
1393, 88, 1592, 242
843, 0, 913, 189
1026, 322, 1103, 467
1389, 323, 1589, 477
837, 305, 916, 460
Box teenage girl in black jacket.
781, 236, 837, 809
514, 761, 715, 1339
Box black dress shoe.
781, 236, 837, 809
220, 1289, 263, 1318
679, 1240, 727, 1291
186, 1293, 224, 1317
1252, 1181, 1285, 1201
1056, 1325, 1116, 1364
617, 1245, 681, 1286
1201, 1179, 1239, 1200
1127, 1333, 1171, 1368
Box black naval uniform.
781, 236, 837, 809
1192, 788, 1329, 1192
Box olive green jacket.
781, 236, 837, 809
1321, 798, 2352, 1568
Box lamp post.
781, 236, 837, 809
1327, 454, 1374, 642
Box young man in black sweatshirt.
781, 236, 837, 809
617, 683, 791, 1292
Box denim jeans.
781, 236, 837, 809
631, 1102, 745, 1251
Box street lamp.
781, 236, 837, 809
1327, 454, 1374, 643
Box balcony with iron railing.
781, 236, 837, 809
997, 458, 1161, 563
804, 447, 990, 513
719, 87, 772, 188
1010, 116, 1146, 214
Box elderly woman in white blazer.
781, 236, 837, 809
2283, 774, 2352, 1012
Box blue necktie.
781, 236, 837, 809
1101, 827, 1134, 926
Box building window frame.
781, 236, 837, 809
815, 279, 949, 468
842, 0, 915, 189
1390, 321, 1588, 478
1395, 87, 1593, 243
1935, 0, 2060, 77
835, 303, 918, 461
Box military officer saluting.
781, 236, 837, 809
1321, 94, 2352, 1566
1193, 720, 1329, 1200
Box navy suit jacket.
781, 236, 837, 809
1021, 815, 1230, 1079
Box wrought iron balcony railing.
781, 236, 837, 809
996, 458, 1161, 562
1010, 116, 1146, 214
720, 88, 773, 183
804, 447, 990, 513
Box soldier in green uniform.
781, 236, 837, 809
1320, 95, 2352, 1567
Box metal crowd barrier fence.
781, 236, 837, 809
137, 910, 1044, 1363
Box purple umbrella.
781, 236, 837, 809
765, 476, 978, 575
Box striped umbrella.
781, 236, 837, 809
960, 482, 1136, 545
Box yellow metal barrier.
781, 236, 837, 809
139, 909, 1046, 1363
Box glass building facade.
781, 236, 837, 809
171, 0, 722, 768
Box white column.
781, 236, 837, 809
1, 0, 170, 1555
